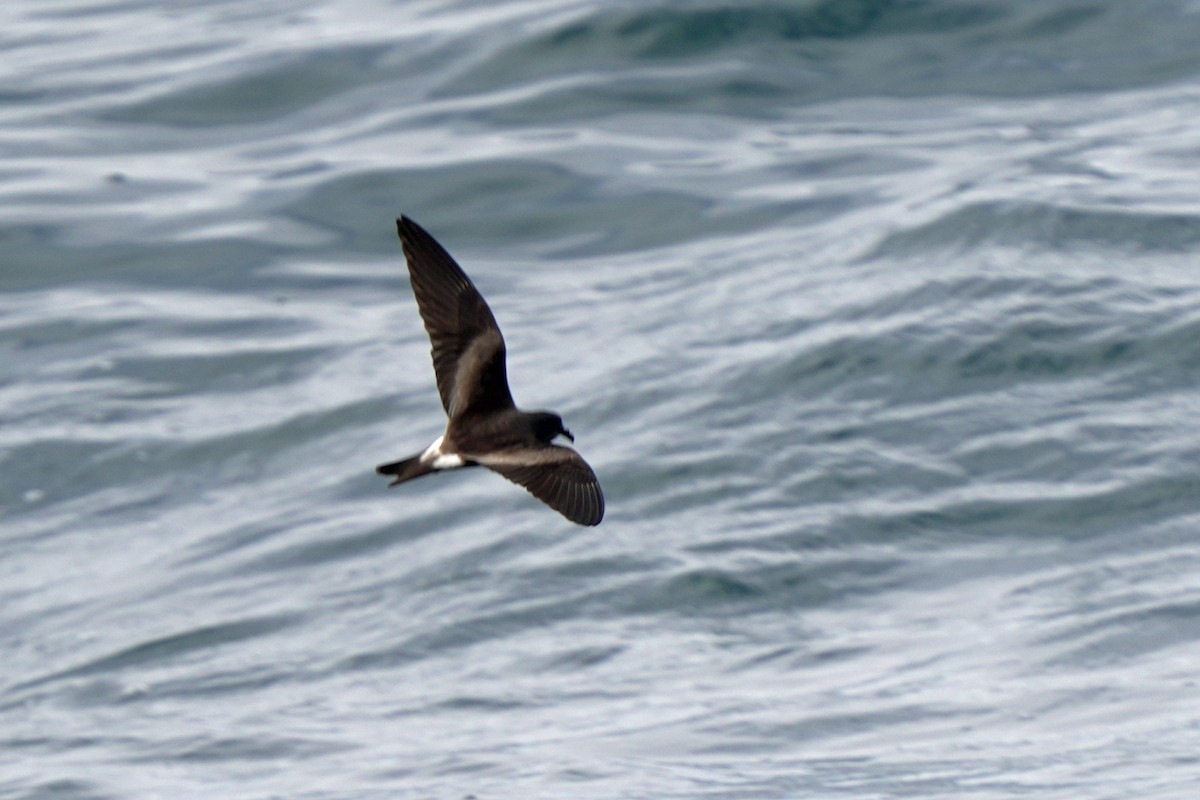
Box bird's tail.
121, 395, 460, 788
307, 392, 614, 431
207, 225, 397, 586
376, 454, 435, 486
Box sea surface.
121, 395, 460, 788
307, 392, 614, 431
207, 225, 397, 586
4, 1, 1200, 798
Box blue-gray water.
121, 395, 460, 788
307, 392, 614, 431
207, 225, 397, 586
4, 1, 1200, 798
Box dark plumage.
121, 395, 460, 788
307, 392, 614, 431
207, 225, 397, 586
376, 216, 604, 526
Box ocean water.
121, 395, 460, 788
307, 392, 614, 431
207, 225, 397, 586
4, 1, 1200, 797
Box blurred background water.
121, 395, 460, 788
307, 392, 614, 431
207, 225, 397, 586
4, 1, 1200, 798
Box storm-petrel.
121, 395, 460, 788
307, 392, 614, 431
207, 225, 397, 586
376, 216, 604, 526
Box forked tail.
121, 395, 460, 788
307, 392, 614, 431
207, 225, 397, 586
376, 454, 436, 486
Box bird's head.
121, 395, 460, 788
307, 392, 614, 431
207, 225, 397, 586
530, 411, 574, 445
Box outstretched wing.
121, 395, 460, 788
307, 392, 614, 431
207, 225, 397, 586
397, 216, 515, 418
476, 446, 605, 526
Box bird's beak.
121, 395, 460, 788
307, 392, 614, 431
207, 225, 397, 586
562, 428, 575, 443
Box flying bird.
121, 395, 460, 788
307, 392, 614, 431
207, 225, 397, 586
376, 216, 604, 526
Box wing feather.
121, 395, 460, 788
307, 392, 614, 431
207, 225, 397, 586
397, 217, 515, 417
476, 446, 604, 526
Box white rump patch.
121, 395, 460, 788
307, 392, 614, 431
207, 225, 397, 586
420, 435, 464, 470
432, 453, 465, 469
419, 435, 445, 461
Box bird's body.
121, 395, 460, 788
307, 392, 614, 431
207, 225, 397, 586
377, 217, 604, 526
